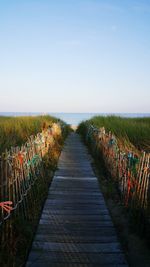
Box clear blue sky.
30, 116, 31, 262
0, 0, 150, 113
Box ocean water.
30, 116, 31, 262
0, 112, 150, 125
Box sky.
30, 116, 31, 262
0, 0, 150, 113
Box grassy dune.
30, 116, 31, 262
0, 115, 63, 153
78, 116, 150, 151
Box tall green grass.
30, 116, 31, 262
78, 116, 150, 151
0, 115, 63, 153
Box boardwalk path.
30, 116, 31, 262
26, 133, 128, 267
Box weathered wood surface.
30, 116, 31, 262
26, 133, 128, 267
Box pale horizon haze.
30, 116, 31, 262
0, 0, 150, 113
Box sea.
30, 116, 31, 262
0, 112, 150, 126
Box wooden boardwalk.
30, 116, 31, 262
26, 133, 128, 267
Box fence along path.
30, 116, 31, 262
26, 133, 128, 267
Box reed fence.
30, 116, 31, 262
84, 125, 150, 235
0, 122, 66, 266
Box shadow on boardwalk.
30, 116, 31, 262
26, 133, 128, 267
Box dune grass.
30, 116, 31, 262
0, 115, 64, 153
78, 116, 150, 151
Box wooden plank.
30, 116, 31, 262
39, 220, 113, 227
47, 192, 103, 197
53, 176, 98, 180
34, 234, 118, 243
32, 241, 122, 253
27, 251, 127, 265
42, 209, 109, 215
27, 263, 127, 267
40, 214, 111, 220
37, 226, 117, 236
